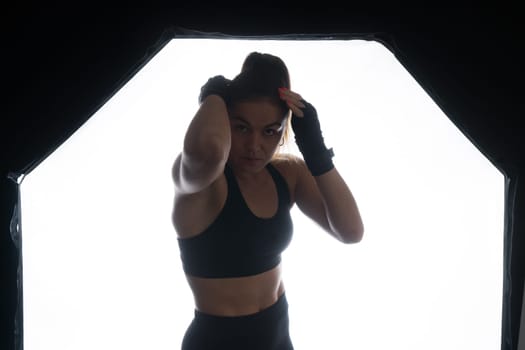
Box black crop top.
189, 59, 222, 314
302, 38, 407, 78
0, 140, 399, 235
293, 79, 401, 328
177, 162, 294, 278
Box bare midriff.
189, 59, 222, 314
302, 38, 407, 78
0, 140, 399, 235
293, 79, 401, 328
185, 263, 285, 317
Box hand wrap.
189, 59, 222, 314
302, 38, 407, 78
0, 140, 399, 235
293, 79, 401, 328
198, 75, 232, 104
291, 100, 334, 176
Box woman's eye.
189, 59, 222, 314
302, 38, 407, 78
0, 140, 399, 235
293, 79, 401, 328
236, 125, 248, 132
265, 129, 278, 136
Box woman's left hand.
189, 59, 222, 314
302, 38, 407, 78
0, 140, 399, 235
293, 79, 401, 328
278, 87, 306, 117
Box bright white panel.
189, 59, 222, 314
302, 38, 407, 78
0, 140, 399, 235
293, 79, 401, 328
21, 39, 503, 350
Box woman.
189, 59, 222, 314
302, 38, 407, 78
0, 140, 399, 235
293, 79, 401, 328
172, 52, 364, 349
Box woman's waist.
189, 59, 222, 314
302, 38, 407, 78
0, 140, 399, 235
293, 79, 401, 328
186, 265, 284, 316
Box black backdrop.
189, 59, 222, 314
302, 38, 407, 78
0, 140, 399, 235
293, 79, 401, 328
2, 6, 524, 350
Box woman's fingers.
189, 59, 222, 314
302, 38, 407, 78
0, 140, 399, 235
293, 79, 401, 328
279, 88, 304, 104
286, 100, 304, 117
278, 88, 305, 117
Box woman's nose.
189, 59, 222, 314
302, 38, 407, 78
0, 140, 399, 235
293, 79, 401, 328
246, 133, 262, 152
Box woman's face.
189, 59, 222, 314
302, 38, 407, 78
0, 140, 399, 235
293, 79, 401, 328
228, 98, 287, 174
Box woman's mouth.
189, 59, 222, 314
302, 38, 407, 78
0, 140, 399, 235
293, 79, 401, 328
242, 157, 263, 164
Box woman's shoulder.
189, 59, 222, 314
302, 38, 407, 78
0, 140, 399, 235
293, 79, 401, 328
271, 153, 300, 169
270, 153, 305, 187
271, 153, 305, 172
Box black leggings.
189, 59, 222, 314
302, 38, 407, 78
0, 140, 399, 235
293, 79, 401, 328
181, 293, 294, 350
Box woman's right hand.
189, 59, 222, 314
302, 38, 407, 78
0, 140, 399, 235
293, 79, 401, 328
198, 75, 232, 104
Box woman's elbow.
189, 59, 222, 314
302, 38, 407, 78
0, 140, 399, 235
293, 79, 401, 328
340, 226, 364, 244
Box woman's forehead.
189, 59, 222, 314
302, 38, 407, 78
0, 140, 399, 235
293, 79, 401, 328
231, 101, 282, 118
230, 100, 286, 124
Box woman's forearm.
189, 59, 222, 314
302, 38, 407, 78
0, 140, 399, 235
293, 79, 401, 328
183, 95, 231, 161
175, 95, 231, 194
315, 168, 364, 243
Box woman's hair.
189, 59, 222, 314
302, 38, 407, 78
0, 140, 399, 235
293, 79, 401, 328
228, 52, 292, 151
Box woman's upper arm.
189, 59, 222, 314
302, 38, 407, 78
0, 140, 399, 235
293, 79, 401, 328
291, 156, 364, 243
172, 147, 226, 195
291, 157, 332, 233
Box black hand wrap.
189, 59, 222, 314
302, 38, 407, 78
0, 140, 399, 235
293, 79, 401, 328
198, 75, 232, 104
291, 100, 334, 176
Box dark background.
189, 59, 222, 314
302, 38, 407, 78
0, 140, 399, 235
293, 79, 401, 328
2, 6, 524, 349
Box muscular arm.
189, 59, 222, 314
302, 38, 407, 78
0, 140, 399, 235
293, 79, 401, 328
173, 95, 231, 195
294, 158, 364, 244
278, 89, 363, 243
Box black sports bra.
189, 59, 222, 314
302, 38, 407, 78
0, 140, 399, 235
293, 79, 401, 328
177, 162, 294, 278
